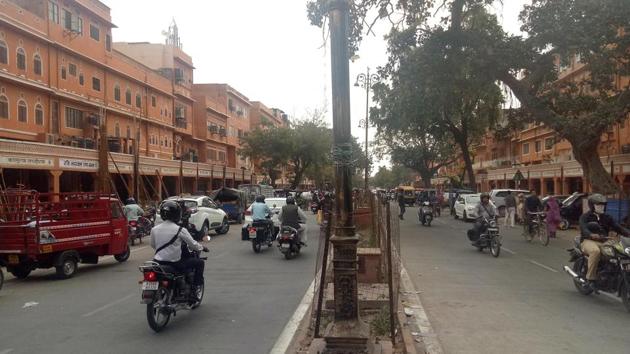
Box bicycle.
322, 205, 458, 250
523, 211, 549, 246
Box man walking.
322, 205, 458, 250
397, 188, 406, 220
504, 191, 516, 228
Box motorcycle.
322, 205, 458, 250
278, 225, 301, 260
563, 224, 630, 311
248, 218, 275, 253
129, 215, 154, 246
418, 201, 433, 227
139, 247, 208, 332
470, 216, 501, 257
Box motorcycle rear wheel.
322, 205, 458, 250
573, 258, 593, 295
252, 240, 262, 253
284, 249, 294, 260
147, 288, 171, 332
490, 237, 501, 257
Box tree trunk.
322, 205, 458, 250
420, 172, 433, 188
291, 169, 304, 190
569, 137, 619, 194
452, 136, 476, 191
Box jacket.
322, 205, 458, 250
579, 210, 630, 242
151, 220, 203, 262
279, 204, 306, 229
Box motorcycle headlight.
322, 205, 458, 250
489, 220, 497, 228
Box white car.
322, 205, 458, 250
156, 196, 229, 238
244, 197, 287, 234
454, 194, 497, 221
489, 189, 529, 216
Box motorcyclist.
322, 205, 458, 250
123, 197, 144, 221
579, 194, 630, 291
151, 200, 208, 294
278, 196, 308, 245
469, 193, 498, 243
251, 195, 273, 233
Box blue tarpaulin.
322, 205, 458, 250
607, 199, 630, 225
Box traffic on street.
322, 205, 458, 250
400, 204, 630, 354
0, 215, 319, 354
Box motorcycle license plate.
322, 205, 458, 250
281, 243, 290, 248
141, 281, 159, 290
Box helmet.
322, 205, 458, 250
255, 195, 265, 203
125, 197, 136, 205
159, 200, 182, 223
286, 196, 296, 205
588, 193, 607, 211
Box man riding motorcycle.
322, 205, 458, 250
251, 195, 273, 231
579, 193, 630, 291
150, 201, 208, 295
123, 197, 144, 221
469, 193, 498, 244
278, 196, 308, 245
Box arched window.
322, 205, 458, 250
115, 123, 120, 137
33, 54, 42, 75
17, 99, 27, 122
125, 88, 131, 105
16, 48, 25, 70
35, 103, 44, 125
135, 93, 141, 108
0, 41, 7, 65
0, 95, 8, 119
114, 84, 121, 101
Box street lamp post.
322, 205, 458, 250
355, 68, 379, 191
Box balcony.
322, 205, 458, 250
175, 117, 188, 129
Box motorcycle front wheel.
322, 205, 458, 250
490, 237, 501, 257
147, 288, 171, 332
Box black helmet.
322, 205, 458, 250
255, 195, 265, 203
126, 197, 136, 205
160, 200, 182, 223
286, 196, 295, 205
588, 193, 607, 211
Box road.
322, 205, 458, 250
401, 207, 629, 354
0, 217, 319, 354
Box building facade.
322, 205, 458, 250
0, 0, 263, 201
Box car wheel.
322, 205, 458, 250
199, 221, 209, 239
216, 218, 229, 235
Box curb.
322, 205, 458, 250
400, 265, 444, 354
269, 278, 316, 354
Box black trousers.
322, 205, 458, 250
159, 257, 204, 286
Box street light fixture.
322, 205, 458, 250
354, 67, 379, 191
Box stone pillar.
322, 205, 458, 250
554, 178, 561, 196
540, 178, 546, 196
49, 170, 63, 202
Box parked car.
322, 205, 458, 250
444, 189, 475, 207
489, 189, 530, 216
155, 195, 229, 238
454, 194, 497, 221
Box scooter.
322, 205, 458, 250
278, 225, 301, 260
418, 201, 433, 227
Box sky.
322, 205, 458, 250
104, 0, 529, 170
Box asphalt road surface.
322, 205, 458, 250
401, 207, 629, 354
0, 217, 319, 354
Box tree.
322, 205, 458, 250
308, 0, 630, 194
368, 6, 503, 190
239, 126, 293, 187
287, 117, 332, 189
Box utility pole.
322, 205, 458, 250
97, 107, 109, 194
324, 0, 370, 352
355, 67, 379, 191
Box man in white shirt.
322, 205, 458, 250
151, 201, 207, 288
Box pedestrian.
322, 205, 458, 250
545, 194, 561, 238
397, 188, 406, 220
504, 191, 516, 228
516, 193, 525, 224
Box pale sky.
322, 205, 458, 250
105, 0, 529, 170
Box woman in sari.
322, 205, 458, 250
545, 194, 561, 238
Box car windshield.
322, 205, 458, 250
466, 196, 480, 204
266, 199, 286, 209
